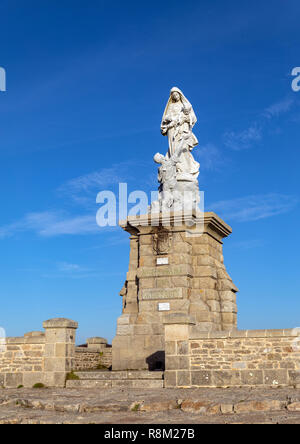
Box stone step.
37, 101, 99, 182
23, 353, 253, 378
66, 370, 164, 388
66, 379, 164, 389
72, 370, 164, 380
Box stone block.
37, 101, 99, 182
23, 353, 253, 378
220, 301, 237, 313
265, 329, 285, 337
137, 264, 193, 279
165, 324, 190, 342
217, 279, 238, 292
241, 370, 263, 385
192, 244, 210, 255
197, 278, 217, 290
127, 371, 164, 380
194, 266, 217, 278
207, 300, 221, 312
5, 373, 23, 388
191, 371, 212, 386
264, 369, 288, 386
220, 404, 234, 414
164, 370, 176, 387
132, 379, 164, 388
171, 276, 190, 287
23, 372, 45, 388
156, 277, 172, 288
177, 341, 189, 355
219, 291, 236, 302
288, 370, 300, 386
212, 371, 241, 387
116, 325, 134, 336
43, 318, 78, 329
44, 357, 68, 372
44, 371, 67, 388
24, 331, 44, 338
133, 325, 153, 335
166, 356, 189, 370
139, 256, 155, 267
221, 313, 237, 324
177, 370, 191, 386
165, 341, 176, 355
140, 245, 154, 256
232, 362, 247, 370
141, 288, 183, 301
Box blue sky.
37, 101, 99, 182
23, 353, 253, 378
0, 0, 299, 344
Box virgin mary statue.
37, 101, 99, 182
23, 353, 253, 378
161, 87, 199, 180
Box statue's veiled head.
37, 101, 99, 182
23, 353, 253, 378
171, 91, 181, 102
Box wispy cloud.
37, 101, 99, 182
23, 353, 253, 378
210, 193, 298, 222
0, 211, 104, 239
53, 261, 99, 278
57, 160, 148, 207
58, 167, 122, 195
42, 262, 123, 280
57, 262, 84, 272
229, 239, 265, 249
263, 97, 294, 119
223, 95, 296, 151
223, 126, 262, 151
0, 159, 150, 241
194, 143, 227, 170
39, 214, 98, 237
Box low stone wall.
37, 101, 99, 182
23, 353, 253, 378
0, 322, 113, 387
0, 333, 45, 388
74, 347, 112, 370
164, 315, 300, 388
0, 319, 78, 388
74, 336, 112, 371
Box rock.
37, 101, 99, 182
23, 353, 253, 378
181, 400, 210, 414
234, 400, 284, 413
140, 400, 179, 412
207, 404, 221, 415
220, 404, 234, 414
287, 402, 300, 412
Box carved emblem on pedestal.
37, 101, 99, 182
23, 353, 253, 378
152, 229, 173, 255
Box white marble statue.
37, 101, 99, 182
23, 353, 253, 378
161, 87, 199, 180
152, 87, 200, 212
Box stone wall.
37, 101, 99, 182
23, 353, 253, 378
0, 318, 78, 388
0, 333, 45, 388
74, 347, 112, 370
0, 323, 113, 387
164, 315, 300, 388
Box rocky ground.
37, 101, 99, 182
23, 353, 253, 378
0, 386, 300, 424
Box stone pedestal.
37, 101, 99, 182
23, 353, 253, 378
112, 211, 238, 371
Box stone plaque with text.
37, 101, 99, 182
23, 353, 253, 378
141, 288, 183, 301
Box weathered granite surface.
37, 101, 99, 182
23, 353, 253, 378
0, 387, 299, 424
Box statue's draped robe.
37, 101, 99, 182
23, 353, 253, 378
161, 88, 199, 179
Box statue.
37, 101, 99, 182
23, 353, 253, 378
152, 87, 200, 212
161, 87, 199, 180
